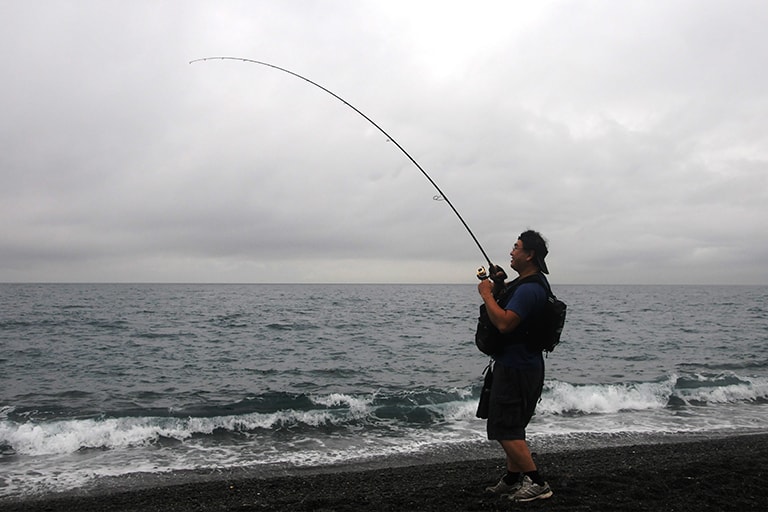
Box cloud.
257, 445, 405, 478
1, 0, 766, 284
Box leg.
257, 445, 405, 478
499, 439, 537, 473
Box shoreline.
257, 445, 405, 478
3, 433, 768, 511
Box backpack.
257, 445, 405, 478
475, 274, 566, 356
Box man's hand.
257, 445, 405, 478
478, 277, 494, 299
489, 264, 507, 284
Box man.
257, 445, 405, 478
477, 229, 553, 502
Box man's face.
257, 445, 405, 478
509, 239, 529, 272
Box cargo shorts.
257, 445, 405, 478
486, 363, 544, 441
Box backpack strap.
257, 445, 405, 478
494, 273, 549, 312
516, 272, 552, 296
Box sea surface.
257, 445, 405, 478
1, 283, 767, 500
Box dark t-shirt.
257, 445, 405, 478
494, 280, 548, 369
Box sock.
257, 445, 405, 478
503, 472, 521, 485
524, 470, 545, 486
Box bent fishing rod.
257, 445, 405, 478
190, 56, 494, 275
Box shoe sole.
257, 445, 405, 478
486, 487, 521, 494
513, 489, 553, 502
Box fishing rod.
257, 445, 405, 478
189, 56, 494, 273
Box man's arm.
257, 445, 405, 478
478, 279, 522, 333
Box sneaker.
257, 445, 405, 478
485, 474, 522, 494
508, 475, 553, 502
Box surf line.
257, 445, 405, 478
190, 56, 492, 268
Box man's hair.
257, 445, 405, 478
519, 230, 549, 274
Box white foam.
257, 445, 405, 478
539, 378, 673, 415
674, 373, 768, 404
0, 403, 377, 457
310, 392, 374, 417
0, 405, 14, 419
3, 375, 765, 459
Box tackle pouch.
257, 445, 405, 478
476, 363, 493, 419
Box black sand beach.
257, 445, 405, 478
4, 434, 767, 511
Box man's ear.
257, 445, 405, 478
525, 249, 535, 265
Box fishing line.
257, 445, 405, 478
189, 56, 492, 267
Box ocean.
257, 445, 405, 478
1, 283, 767, 500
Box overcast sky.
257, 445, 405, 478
1, 0, 766, 284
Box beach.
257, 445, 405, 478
4, 433, 767, 511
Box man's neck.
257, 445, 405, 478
516, 268, 540, 280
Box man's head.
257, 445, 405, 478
510, 230, 549, 274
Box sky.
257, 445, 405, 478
1, 0, 766, 285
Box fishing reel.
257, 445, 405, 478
477, 265, 507, 283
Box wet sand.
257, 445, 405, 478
4, 433, 767, 511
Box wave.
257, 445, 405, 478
0, 388, 474, 457
673, 373, 768, 404
2, 372, 766, 458
540, 380, 673, 415
540, 372, 768, 416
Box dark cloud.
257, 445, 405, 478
1, 1, 766, 284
